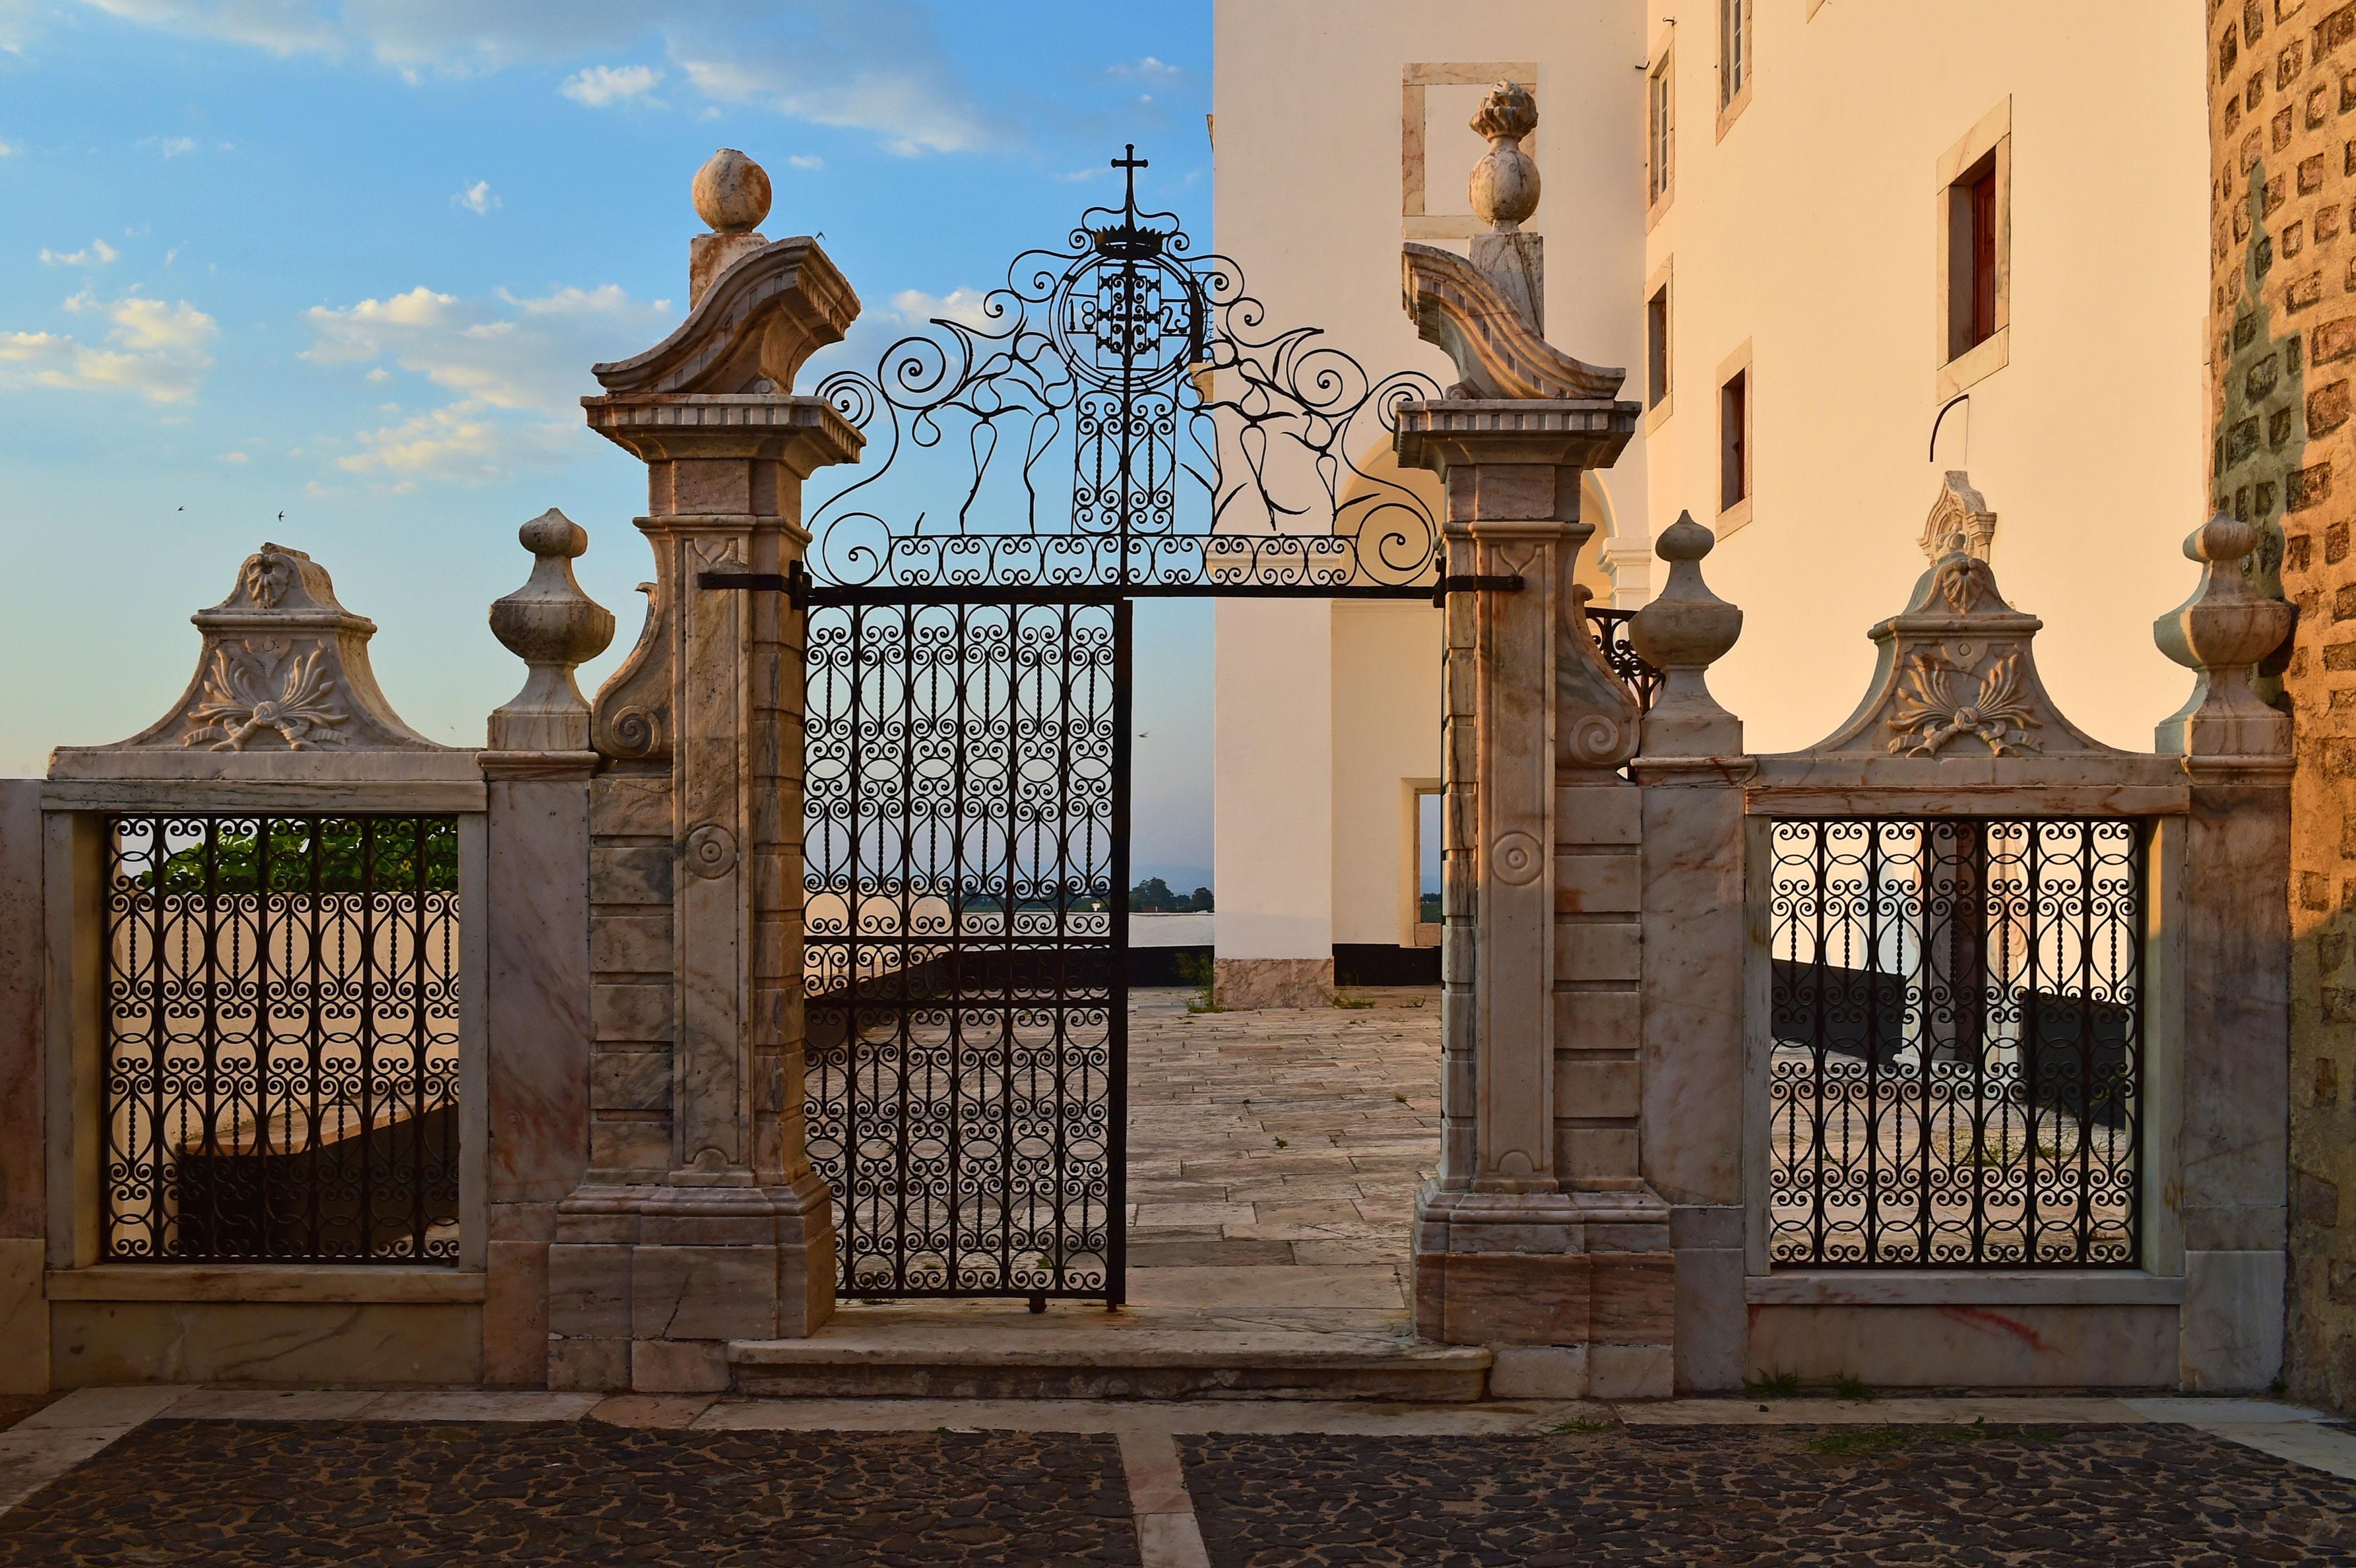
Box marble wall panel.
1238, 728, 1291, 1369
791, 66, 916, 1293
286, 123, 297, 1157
482, 1239, 550, 1386
1640, 782, 1745, 1207
1673, 1244, 1746, 1393
593, 1049, 672, 1112
1745, 1303, 2179, 1389
0, 782, 40, 1243
0, 1238, 45, 1393
486, 780, 593, 1210
1554, 989, 1640, 1051
1556, 922, 1640, 983
51, 1302, 483, 1387
1427, 1252, 1591, 1345
2182, 1248, 2287, 1392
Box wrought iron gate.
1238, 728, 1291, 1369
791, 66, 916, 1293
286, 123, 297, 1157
803, 594, 1128, 1301
794, 148, 1564, 1303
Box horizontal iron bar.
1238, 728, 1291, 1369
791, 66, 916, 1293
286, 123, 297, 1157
1428, 573, 1527, 607
699, 571, 795, 593
804, 582, 1445, 606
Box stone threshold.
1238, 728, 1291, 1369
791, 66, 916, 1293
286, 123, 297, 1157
726, 1304, 1490, 1402
1745, 1271, 2188, 1306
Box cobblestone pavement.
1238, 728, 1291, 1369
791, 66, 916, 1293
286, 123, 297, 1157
0, 1420, 1139, 1567
1126, 987, 1437, 1317
1181, 1424, 2356, 1567
5, 1394, 2356, 1565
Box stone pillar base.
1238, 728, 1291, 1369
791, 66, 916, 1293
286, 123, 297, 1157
546, 1172, 835, 1393
1413, 1184, 1674, 1399
1211, 957, 1335, 1009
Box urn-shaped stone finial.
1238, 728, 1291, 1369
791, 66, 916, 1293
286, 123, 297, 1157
1469, 82, 1541, 233
488, 507, 615, 754
1630, 512, 1744, 755
2153, 513, 2295, 757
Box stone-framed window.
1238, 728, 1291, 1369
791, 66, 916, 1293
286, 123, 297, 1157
1937, 98, 2013, 400
1646, 260, 1674, 430
1401, 778, 1444, 949
1647, 40, 1676, 217
1401, 60, 1541, 243
1718, 339, 1754, 534
1717, 0, 1754, 141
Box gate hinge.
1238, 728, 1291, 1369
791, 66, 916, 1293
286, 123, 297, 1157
697, 560, 809, 611
1430, 573, 1526, 607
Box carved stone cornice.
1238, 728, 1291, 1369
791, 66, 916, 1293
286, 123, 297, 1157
590, 235, 858, 398
583, 393, 862, 469
1393, 398, 1637, 478
1401, 244, 1625, 401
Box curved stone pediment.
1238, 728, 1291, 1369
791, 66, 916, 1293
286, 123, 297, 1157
1401, 243, 1624, 401
53, 542, 458, 778
1804, 542, 2120, 759
590, 235, 860, 398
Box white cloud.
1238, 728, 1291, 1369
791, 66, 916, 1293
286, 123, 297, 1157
452, 179, 499, 214
75, 1, 1002, 155
218, 450, 248, 462
560, 62, 660, 108
889, 286, 996, 332
334, 398, 573, 489
0, 293, 217, 403
135, 134, 200, 156
0, 141, 15, 157
1108, 57, 1183, 82
38, 238, 117, 266
786, 153, 823, 170
303, 278, 675, 486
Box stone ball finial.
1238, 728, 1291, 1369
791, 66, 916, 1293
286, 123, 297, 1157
1469, 82, 1540, 232
693, 148, 773, 235
488, 507, 615, 754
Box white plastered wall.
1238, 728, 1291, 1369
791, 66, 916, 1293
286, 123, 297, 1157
1211, 0, 1650, 965
1641, 0, 2210, 752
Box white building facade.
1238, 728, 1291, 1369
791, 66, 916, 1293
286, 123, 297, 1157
1210, 0, 2212, 1003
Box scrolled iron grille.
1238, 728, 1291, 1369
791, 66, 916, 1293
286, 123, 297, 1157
100, 815, 461, 1263
1766, 817, 2146, 1268
803, 598, 1124, 1300
804, 148, 1444, 593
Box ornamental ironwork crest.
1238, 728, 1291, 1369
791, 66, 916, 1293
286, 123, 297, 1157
804, 148, 1443, 591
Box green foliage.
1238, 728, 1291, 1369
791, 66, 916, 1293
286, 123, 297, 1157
1830, 1373, 1875, 1402
1805, 1427, 1910, 1457
1544, 1419, 1613, 1435
1744, 1369, 1803, 1398
139, 817, 459, 895
1131, 877, 1213, 912
1174, 951, 1224, 1013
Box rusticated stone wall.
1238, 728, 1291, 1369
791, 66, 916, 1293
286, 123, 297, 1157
2210, 0, 2356, 1410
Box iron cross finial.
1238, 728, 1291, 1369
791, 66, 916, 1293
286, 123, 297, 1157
1112, 144, 1147, 213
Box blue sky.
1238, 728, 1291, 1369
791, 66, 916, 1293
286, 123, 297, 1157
0, 0, 1217, 887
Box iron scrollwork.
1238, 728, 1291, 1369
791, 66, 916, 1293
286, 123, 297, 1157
805, 148, 1444, 592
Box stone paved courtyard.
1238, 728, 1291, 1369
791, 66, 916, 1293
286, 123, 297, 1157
1126, 987, 1438, 1317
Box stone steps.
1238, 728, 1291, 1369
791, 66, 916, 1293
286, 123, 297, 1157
728, 1315, 1490, 1402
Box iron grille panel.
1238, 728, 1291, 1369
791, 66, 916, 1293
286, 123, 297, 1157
100, 815, 462, 1263
1766, 817, 2145, 1269
803, 599, 1128, 1301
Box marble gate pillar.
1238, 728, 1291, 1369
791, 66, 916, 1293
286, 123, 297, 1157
1394, 85, 1675, 1399
545, 151, 864, 1393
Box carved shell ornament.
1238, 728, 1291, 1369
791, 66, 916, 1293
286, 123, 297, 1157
183, 641, 349, 751
1886, 649, 2042, 757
